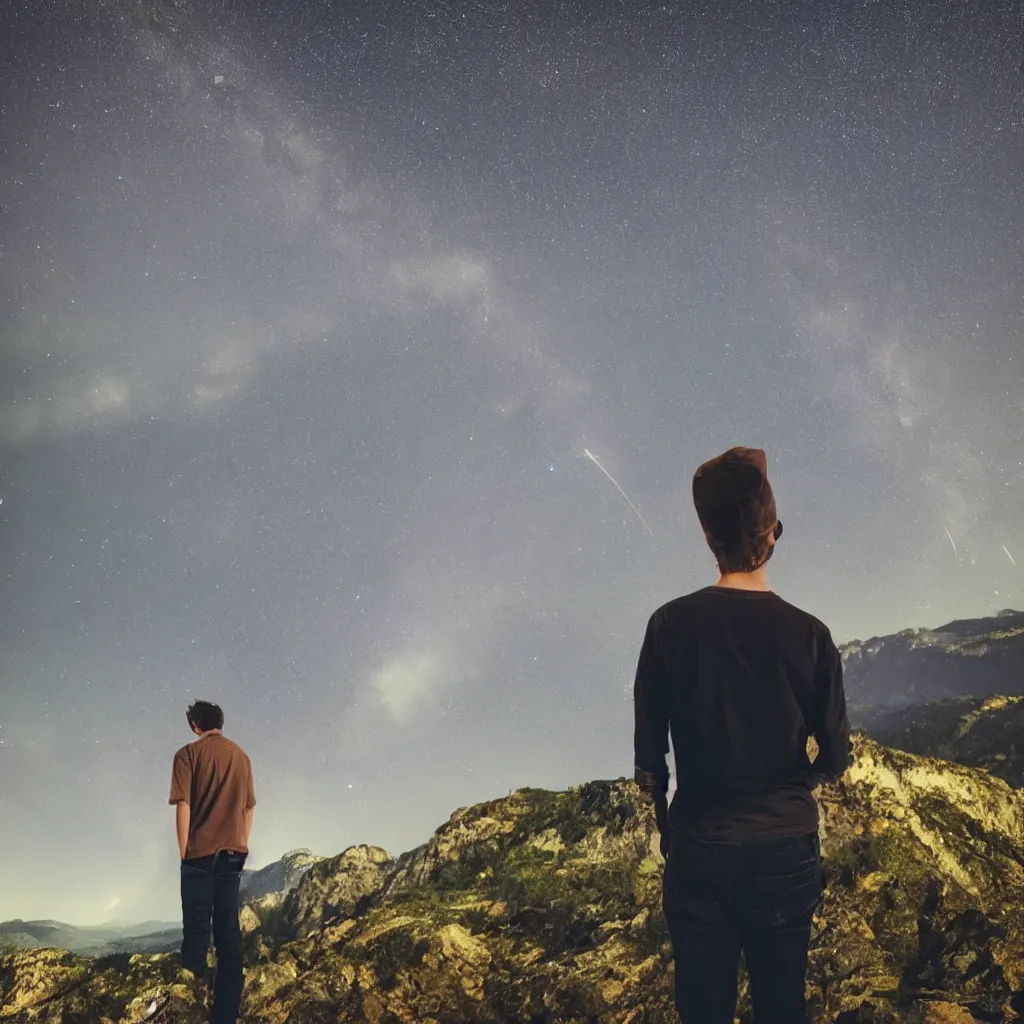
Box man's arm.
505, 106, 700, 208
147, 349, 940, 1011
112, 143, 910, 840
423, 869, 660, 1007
175, 801, 191, 860
633, 615, 671, 840
243, 757, 256, 847
169, 750, 193, 860
807, 629, 852, 787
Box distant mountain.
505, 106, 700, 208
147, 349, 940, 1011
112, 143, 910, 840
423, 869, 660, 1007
239, 848, 324, 901
841, 608, 1024, 709
0, 918, 180, 958
0, 849, 320, 959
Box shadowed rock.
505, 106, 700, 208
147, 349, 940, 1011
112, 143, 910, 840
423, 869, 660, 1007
841, 609, 1024, 709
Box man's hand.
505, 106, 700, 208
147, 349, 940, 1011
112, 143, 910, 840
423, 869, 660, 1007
635, 770, 671, 861
175, 801, 191, 860
652, 790, 670, 860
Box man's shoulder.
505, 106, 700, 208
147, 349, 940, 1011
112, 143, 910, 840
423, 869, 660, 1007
216, 736, 251, 762
770, 589, 831, 626
172, 742, 194, 763
768, 592, 833, 637
650, 588, 833, 638
650, 588, 710, 620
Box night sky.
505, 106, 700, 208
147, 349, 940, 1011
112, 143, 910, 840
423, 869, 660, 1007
1, 0, 1021, 925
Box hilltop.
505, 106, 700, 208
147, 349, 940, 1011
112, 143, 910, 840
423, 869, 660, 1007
3, 732, 1024, 1023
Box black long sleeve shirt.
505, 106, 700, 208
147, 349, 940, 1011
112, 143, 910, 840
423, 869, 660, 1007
633, 586, 851, 841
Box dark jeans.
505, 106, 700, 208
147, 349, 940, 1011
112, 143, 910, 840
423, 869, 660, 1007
180, 850, 247, 1024
663, 832, 823, 1024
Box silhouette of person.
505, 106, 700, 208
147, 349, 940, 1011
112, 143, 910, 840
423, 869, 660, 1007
169, 700, 255, 1024
633, 447, 851, 1023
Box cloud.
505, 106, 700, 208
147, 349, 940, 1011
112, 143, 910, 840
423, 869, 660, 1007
369, 649, 448, 722
0, 373, 133, 445
0, 3, 591, 449
758, 203, 990, 534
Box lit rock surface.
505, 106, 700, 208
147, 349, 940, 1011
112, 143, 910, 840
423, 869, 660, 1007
854, 694, 1024, 789
3, 733, 1023, 1022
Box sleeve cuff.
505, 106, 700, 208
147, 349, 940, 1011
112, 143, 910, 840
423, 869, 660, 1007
634, 766, 669, 791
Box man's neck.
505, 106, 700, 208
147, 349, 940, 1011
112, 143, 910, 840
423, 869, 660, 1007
196, 729, 223, 739
714, 568, 771, 592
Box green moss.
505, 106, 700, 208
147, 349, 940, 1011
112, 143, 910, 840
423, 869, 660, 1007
363, 927, 430, 990
824, 835, 870, 888
512, 788, 568, 838
629, 906, 671, 960
867, 829, 929, 886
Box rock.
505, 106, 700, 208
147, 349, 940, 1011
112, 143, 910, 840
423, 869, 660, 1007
238, 905, 261, 935
239, 848, 325, 901
280, 844, 392, 941
923, 1002, 976, 1023
437, 923, 491, 968
854, 694, 1024, 790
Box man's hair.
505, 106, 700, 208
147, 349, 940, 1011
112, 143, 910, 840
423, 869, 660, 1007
186, 700, 224, 732
692, 447, 781, 574
708, 530, 773, 575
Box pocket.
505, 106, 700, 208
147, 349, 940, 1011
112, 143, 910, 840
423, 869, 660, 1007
749, 839, 819, 894
747, 858, 823, 928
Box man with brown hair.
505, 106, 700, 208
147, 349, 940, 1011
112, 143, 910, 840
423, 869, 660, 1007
633, 447, 851, 1023
169, 700, 255, 1024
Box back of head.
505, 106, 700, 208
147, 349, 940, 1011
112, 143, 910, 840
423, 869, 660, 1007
692, 446, 780, 573
186, 700, 224, 733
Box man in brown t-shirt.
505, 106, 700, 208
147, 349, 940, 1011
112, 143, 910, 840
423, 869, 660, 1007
169, 701, 255, 1024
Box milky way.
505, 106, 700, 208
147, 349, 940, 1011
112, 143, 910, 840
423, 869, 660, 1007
0, 0, 1021, 923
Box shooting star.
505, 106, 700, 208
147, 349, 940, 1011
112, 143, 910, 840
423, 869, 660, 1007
942, 524, 958, 558
1003, 544, 1017, 567
583, 448, 654, 538
928, 503, 958, 558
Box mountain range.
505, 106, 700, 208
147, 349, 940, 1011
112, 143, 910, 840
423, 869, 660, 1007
0, 851, 326, 959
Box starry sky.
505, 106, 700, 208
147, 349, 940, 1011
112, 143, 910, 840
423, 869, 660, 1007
1, 0, 1022, 925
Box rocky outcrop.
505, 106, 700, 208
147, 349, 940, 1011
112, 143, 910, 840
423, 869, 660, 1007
239, 849, 325, 902
279, 844, 392, 941
4, 733, 1024, 1023
841, 609, 1024, 709
854, 694, 1024, 789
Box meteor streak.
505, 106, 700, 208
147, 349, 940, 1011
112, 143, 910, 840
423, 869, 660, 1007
1003, 544, 1017, 567
583, 448, 654, 538
928, 503, 958, 558
943, 524, 958, 558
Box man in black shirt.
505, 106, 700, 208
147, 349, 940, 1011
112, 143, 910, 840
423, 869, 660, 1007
633, 446, 851, 1024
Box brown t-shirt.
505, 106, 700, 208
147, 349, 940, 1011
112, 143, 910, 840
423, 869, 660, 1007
168, 734, 256, 859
